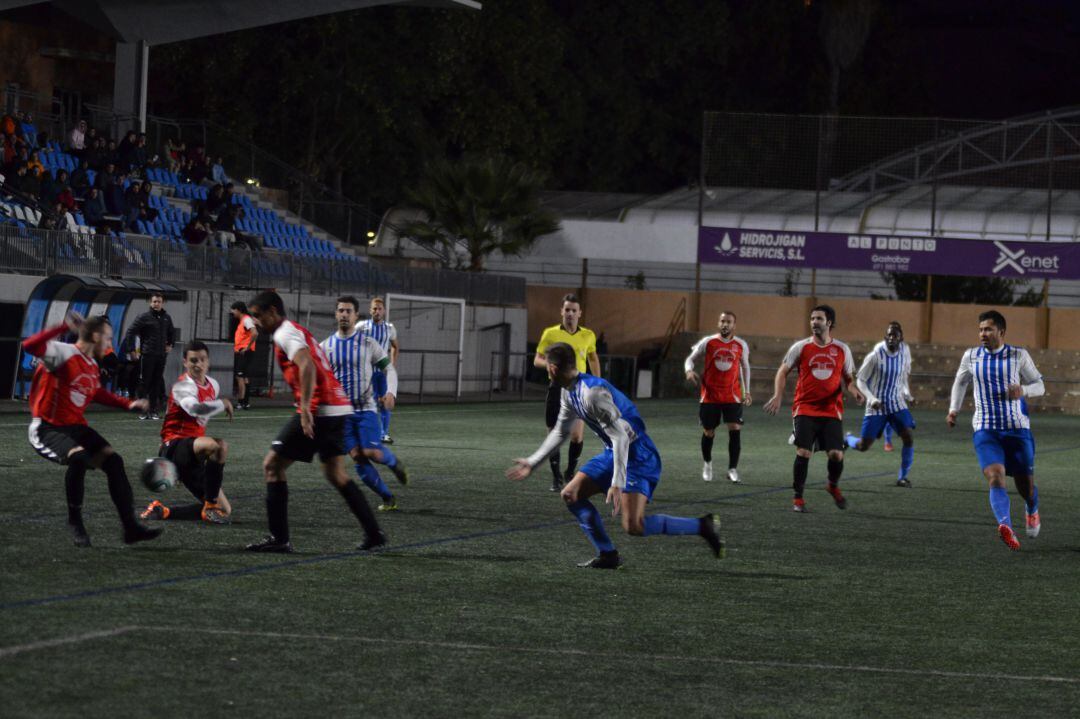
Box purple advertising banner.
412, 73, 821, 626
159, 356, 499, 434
698, 226, 1080, 280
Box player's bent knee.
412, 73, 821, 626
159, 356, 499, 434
827, 450, 844, 461
795, 448, 813, 459
703, 428, 715, 438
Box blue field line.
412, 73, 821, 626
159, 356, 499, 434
0, 469, 899, 612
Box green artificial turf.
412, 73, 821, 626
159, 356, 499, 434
0, 400, 1078, 718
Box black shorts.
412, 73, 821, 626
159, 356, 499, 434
29, 419, 110, 465
792, 415, 845, 453
159, 437, 205, 499
234, 351, 254, 378
271, 414, 347, 463
699, 402, 744, 430
545, 383, 561, 428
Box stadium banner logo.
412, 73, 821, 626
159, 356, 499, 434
698, 226, 1076, 279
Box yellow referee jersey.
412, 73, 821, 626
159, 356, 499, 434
537, 324, 597, 372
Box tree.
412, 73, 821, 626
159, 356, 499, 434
885, 273, 1043, 306
401, 155, 561, 271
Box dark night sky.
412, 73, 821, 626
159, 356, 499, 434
885, 0, 1080, 119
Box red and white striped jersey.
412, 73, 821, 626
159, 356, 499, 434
684, 334, 750, 404
783, 337, 855, 419
272, 319, 351, 416
161, 373, 224, 443
23, 324, 131, 426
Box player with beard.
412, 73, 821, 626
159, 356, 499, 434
764, 305, 864, 512
684, 311, 751, 483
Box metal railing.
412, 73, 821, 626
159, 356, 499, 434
0, 224, 526, 305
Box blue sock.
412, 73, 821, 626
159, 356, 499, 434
376, 444, 398, 469
989, 486, 1011, 526
884, 425, 893, 443
845, 434, 859, 449
567, 500, 615, 553
642, 514, 701, 536
356, 462, 393, 500
899, 445, 914, 479
1026, 485, 1039, 515
380, 408, 391, 434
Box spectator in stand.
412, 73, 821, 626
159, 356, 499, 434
133, 133, 149, 169
0, 113, 15, 139
56, 173, 77, 213
10, 163, 36, 196
68, 120, 87, 155
177, 156, 194, 184
187, 142, 206, 164
26, 150, 44, 178
116, 130, 138, 172
1, 135, 14, 171
39, 201, 67, 231
162, 137, 179, 172
123, 180, 142, 229
183, 209, 212, 245
105, 139, 119, 168
70, 159, 91, 198
83, 187, 105, 230
211, 156, 227, 185
85, 126, 98, 150
105, 173, 128, 217
214, 204, 261, 252
222, 182, 237, 208
95, 161, 115, 193
38, 168, 58, 205
190, 155, 210, 184
87, 135, 107, 170
205, 184, 226, 218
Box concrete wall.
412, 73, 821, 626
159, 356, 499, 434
527, 285, 1066, 354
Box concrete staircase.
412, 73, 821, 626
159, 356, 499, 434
660, 332, 1080, 414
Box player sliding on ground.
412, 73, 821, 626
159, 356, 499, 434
764, 305, 864, 512
244, 291, 386, 553
506, 342, 725, 569
845, 321, 916, 487
141, 341, 234, 524
324, 296, 409, 512
23, 312, 161, 547
684, 310, 751, 483
947, 310, 1044, 551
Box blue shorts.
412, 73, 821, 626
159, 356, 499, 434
860, 409, 916, 440
579, 435, 661, 502
973, 428, 1035, 477
372, 370, 387, 400
344, 410, 385, 453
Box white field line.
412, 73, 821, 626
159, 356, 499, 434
0, 625, 140, 658
157, 626, 1080, 685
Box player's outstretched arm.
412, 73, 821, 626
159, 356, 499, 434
516, 394, 576, 477
763, 364, 790, 415
947, 350, 973, 427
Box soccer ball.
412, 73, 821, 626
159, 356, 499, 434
141, 457, 178, 492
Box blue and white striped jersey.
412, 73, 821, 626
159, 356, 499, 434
320, 330, 395, 412
526, 374, 647, 489
355, 319, 397, 355
949, 344, 1045, 431
857, 341, 912, 416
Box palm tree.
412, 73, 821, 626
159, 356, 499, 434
401, 155, 561, 271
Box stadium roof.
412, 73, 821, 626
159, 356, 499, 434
0, 0, 480, 45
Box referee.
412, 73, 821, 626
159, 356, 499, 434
122, 292, 175, 420
533, 293, 600, 491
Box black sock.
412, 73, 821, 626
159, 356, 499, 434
701, 434, 714, 462
65, 451, 89, 525
338, 480, 381, 538
566, 441, 583, 479
827, 458, 844, 487
793, 455, 810, 499
204, 460, 224, 504
169, 503, 202, 520
548, 448, 562, 479
728, 430, 741, 469
266, 482, 289, 542
101, 453, 137, 530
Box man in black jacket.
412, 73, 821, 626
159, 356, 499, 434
123, 292, 176, 420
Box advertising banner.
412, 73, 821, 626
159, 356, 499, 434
698, 226, 1080, 280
